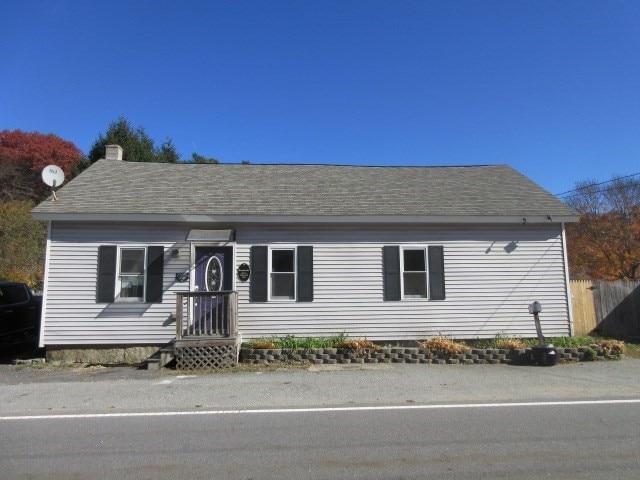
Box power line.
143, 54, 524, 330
560, 182, 640, 202
555, 171, 640, 198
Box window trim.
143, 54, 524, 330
382, 245, 445, 302
116, 246, 147, 302
400, 246, 429, 300
268, 246, 297, 302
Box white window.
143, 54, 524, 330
402, 248, 428, 299
117, 248, 146, 301
270, 248, 296, 300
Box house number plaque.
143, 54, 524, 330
237, 263, 251, 282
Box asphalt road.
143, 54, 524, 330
2, 401, 639, 479
1, 359, 640, 479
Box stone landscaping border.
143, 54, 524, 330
240, 345, 619, 366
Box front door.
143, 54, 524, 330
194, 247, 233, 293
191, 246, 233, 335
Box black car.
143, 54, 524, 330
0, 282, 42, 350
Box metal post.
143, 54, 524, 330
175, 293, 183, 340
533, 312, 545, 345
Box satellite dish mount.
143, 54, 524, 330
41, 165, 65, 201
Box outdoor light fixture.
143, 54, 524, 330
171, 249, 180, 258
528, 301, 542, 315
528, 301, 558, 367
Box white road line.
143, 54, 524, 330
1, 399, 639, 421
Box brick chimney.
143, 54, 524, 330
105, 144, 123, 161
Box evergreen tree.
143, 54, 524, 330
88, 117, 179, 163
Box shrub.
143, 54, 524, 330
582, 348, 597, 361
246, 338, 278, 349
245, 333, 350, 350
277, 333, 348, 350
335, 340, 380, 351
493, 336, 527, 350
419, 336, 468, 356
546, 336, 597, 348
593, 339, 625, 356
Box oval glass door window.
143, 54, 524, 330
205, 256, 223, 292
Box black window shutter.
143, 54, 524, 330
250, 246, 268, 302
146, 246, 164, 303
97, 245, 117, 303
383, 246, 401, 301
297, 246, 313, 302
428, 246, 446, 300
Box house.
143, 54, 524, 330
32, 145, 579, 366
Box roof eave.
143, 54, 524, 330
31, 213, 580, 224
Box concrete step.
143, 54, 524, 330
143, 341, 175, 370
146, 357, 161, 371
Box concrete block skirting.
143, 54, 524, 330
240, 346, 618, 366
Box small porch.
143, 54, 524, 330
173, 291, 240, 369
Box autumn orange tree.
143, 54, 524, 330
0, 130, 84, 287
0, 129, 84, 202
565, 177, 640, 280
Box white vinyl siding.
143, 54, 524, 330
41, 222, 571, 345
42, 223, 191, 345
235, 224, 571, 341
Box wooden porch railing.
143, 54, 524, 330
175, 291, 238, 339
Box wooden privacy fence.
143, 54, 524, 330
571, 280, 597, 336
570, 280, 640, 338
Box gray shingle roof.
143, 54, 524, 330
32, 160, 577, 218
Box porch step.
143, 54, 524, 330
144, 341, 176, 370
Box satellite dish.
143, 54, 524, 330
42, 165, 65, 201
42, 165, 65, 188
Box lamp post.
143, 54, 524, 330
528, 301, 544, 345
528, 301, 558, 366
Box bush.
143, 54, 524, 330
546, 336, 597, 348
583, 348, 597, 361
493, 336, 527, 350
245, 333, 349, 350
593, 339, 625, 356
277, 333, 348, 350
419, 336, 468, 356
335, 340, 380, 350
246, 339, 278, 349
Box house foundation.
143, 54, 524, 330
46, 345, 163, 364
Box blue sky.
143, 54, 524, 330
1, 0, 639, 196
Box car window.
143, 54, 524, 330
0, 287, 7, 305
0, 285, 29, 305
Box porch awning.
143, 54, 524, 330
186, 229, 235, 241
